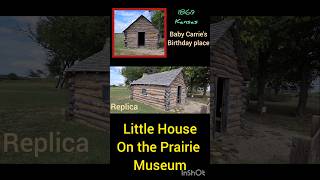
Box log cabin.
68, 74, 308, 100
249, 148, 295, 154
210, 19, 250, 140
130, 68, 186, 111
123, 15, 160, 49
65, 39, 110, 131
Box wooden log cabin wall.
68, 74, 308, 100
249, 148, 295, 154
210, 19, 250, 141
123, 15, 160, 49
65, 39, 110, 131
130, 68, 186, 111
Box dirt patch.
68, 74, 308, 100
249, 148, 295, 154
172, 100, 208, 113
211, 121, 304, 164
117, 48, 164, 56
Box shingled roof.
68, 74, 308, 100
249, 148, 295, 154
66, 39, 110, 72
131, 68, 183, 86
210, 20, 251, 81
210, 19, 235, 45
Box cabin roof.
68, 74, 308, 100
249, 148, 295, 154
123, 15, 158, 33
210, 19, 251, 81
210, 19, 235, 45
66, 39, 110, 72
130, 68, 183, 86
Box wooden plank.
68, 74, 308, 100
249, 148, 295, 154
74, 93, 106, 107
75, 102, 108, 116
310, 127, 320, 163
74, 73, 108, 81
133, 97, 165, 108
75, 97, 107, 108
132, 92, 165, 99
75, 88, 102, 98
74, 109, 108, 122
311, 115, 320, 137
73, 84, 103, 91
74, 114, 109, 131
133, 95, 165, 103
290, 136, 311, 164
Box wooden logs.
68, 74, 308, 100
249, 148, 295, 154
290, 115, 320, 164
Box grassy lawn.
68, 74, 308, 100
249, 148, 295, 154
115, 33, 125, 55
246, 93, 320, 136
0, 79, 109, 163
110, 86, 167, 113
114, 33, 164, 56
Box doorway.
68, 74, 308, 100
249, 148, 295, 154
138, 32, 145, 46
177, 86, 182, 104
215, 77, 229, 133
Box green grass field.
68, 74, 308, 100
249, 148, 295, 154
110, 86, 166, 113
114, 33, 164, 56
0, 79, 109, 163
115, 33, 125, 55
247, 93, 320, 135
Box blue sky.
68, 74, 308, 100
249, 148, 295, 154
114, 10, 151, 33
110, 66, 125, 85
0, 16, 47, 76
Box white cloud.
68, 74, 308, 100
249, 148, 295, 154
111, 77, 125, 86
111, 66, 123, 71
110, 66, 125, 85
115, 19, 129, 33
142, 11, 151, 20
116, 11, 141, 17
114, 10, 151, 33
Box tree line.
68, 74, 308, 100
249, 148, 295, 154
26, 16, 109, 88
211, 16, 320, 116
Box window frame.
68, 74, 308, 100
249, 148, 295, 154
142, 88, 147, 96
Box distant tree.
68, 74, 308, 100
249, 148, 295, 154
7, 73, 19, 80
150, 11, 164, 37
28, 70, 40, 78
30, 16, 109, 88
36, 69, 43, 74
184, 67, 210, 96
276, 16, 320, 116
45, 56, 61, 77
195, 67, 210, 96
31, 69, 47, 78
122, 67, 143, 85
211, 16, 320, 116
121, 67, 162, 85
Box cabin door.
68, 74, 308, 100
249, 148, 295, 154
215, 77, 229, 133
138, 32, 145, 46
177, 86, 182, 104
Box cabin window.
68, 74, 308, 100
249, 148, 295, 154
142, 89, 147, 96
102, 85, 109, 103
